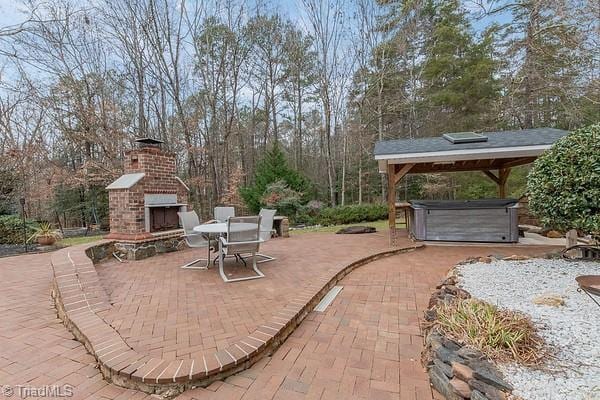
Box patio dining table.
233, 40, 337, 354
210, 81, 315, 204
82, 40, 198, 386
192, 222, 259, 267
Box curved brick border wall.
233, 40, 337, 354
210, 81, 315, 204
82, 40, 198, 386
51, 240, 423, 396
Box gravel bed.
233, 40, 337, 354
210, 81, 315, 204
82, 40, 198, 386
458, 258, 600, 400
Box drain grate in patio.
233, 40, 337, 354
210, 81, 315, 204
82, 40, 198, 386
315, 285, 343, 312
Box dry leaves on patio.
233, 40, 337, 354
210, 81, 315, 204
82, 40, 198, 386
433, 299, 547, 366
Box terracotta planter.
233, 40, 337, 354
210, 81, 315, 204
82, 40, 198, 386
37, 235, 56, 246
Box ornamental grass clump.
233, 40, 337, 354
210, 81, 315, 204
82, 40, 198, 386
434, 299, 546, 366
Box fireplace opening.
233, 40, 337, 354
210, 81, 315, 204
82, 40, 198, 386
150, 207, 180, 232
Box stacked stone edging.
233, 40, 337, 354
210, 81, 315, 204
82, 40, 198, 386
51, 240, 423, 396
422, 257, 514, 400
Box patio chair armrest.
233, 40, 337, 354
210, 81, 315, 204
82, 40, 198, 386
183, 232, 204, 238
219, 238, 263, 246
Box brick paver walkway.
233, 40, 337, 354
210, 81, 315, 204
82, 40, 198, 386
174, 245, 554, 400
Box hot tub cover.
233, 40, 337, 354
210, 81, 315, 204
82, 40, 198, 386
410, 199, 518, 209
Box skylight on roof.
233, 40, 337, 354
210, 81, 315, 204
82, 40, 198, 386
442, 132, 488, 144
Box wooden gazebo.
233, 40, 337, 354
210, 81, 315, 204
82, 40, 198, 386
374, 128, 569, 245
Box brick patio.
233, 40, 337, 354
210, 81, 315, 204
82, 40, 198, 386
0, 232, 557, 399
95, 232, 399, 359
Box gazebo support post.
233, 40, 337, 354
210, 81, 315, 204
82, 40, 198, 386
387, 163, 397, 246
482, 168, 511, 198
387, 163, 415, 246
498, 167, 511, 198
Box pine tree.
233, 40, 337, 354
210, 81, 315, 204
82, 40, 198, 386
421, 0, 500, 133
239, 144, 310, 213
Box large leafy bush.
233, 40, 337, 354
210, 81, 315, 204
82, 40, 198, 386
527, 124, 600, 236
0, 215, 39, 244
261, 180, 303, 219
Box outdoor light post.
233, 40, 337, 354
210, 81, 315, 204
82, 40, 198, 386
20, 197, 27, 253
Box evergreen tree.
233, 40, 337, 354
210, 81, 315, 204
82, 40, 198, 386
421, 0, 500, 133
240, 144, 311, 213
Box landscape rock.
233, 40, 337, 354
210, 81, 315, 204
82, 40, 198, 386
449, 377, 471, 398
435, 345, 462, 365
519, 224, 543, 234
503, 254, 530, 261
429, 365, 463, 400
437, 276, 458, 288
433, 359, 453, 378
469, 379, 506, 400
451, 361, 474, 381
545, 230, 563, 238
429, 290, 444, 308
456, 347, 483, 361
425, 309, 437, 322
454, 288, 471, 299
335, 226, 376, 234
426, 332, 444, 350
470, 389, 490, 400
467, 360, 513, 391
441, 337, 461, 351
532, 294, 565, 307
443, 284, 459, 295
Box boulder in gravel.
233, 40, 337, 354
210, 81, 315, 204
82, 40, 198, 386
503, 254, 530, 261
532, 293, 565, 307
335, 226, 376, 234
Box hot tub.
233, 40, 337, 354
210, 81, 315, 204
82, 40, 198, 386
409, 199, 519, 242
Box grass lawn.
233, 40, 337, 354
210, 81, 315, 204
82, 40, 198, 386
58, 235, 104, 246
290, 219, 406, 234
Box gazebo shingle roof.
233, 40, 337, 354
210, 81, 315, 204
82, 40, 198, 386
374, 128, 568, 157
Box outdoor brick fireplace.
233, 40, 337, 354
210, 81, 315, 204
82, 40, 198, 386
105, 138, 189, 259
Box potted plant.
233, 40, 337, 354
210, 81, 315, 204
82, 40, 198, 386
29, 222, 61, 246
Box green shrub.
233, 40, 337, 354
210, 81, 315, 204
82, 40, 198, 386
261, 180, 304, 219
316, 203, 388, 226
527, 124, 600, 237
240, 143, 311, 213
0, 215, 39, 244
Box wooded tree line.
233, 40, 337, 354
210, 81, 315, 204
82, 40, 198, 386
0, 0, 598, 225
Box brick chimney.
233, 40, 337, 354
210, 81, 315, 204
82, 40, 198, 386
105, 138, 189, 241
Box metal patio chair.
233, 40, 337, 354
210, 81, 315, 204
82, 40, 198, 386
218, 216, 264, 283
214, 206, 235, 223
178, 211, 212, 269
255, 208, 277, 263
